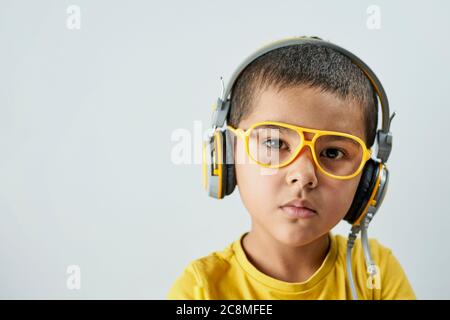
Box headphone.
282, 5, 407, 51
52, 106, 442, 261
202, 36, 395, 226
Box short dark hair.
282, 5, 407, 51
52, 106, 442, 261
228, 43, 378, 147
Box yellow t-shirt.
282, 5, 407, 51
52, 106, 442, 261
167, 232, 416, 300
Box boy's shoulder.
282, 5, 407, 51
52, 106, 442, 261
169, 236, 239, 293
332, 233, 395, 266
333, 232, 393, 253
187, 236, 240, 275
167, 235, 244, 299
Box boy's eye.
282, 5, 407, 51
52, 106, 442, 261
320, 148, 346, 160
262, 139, 289, 150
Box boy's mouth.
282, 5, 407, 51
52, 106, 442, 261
281, 198, 316, 211
280, 198, 317, 218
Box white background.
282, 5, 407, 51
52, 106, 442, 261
0, 0, 449, 299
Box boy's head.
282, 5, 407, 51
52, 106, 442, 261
228, 43, 378, 247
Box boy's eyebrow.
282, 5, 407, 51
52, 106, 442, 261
243, 124, 292, 134
259, 120, 307, 130
251, 122, 363, 142
254, 121, 317, 133
255, 124, 291, 131
320, 135, 361, 145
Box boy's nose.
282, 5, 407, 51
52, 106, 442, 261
285, 145, 318, 188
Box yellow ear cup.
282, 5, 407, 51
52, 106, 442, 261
352, 163, 384, 226
202, 131, 225, 198
213, 131, 223, 199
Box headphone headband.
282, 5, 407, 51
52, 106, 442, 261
210, 36, 394, 163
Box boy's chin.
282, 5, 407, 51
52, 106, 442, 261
270, 227, 323, 248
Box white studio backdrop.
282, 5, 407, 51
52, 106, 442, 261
0, 0, 449, 299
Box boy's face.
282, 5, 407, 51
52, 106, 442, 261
234, 85, 366, 247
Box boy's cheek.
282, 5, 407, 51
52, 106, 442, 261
235, 163, 281, 192
236, 166, 279, 203
320, 178, 362, 218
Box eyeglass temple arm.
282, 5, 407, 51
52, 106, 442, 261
226, 125, 245, 137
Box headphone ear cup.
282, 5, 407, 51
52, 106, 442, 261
344, 159, 380, 224
203, 130, 226, 199
222, 130, 236, 196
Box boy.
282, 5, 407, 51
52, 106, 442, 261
168, 37, 416, 299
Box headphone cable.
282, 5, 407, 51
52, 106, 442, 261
361, 212, 378, 278
346, 225, 360, 300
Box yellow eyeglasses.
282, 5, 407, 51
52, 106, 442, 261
227, 121, 372, 180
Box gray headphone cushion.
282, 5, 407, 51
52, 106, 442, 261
223, 130, 236, 196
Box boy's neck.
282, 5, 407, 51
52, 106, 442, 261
241, 228, 331, 283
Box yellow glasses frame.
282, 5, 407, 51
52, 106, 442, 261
227, 121, 373, 180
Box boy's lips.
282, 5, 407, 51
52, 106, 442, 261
280, 198, 317, 218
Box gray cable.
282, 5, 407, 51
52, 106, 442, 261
346, 226, 360, 300
347, 213, 377, 301
361, 214, 377, 277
